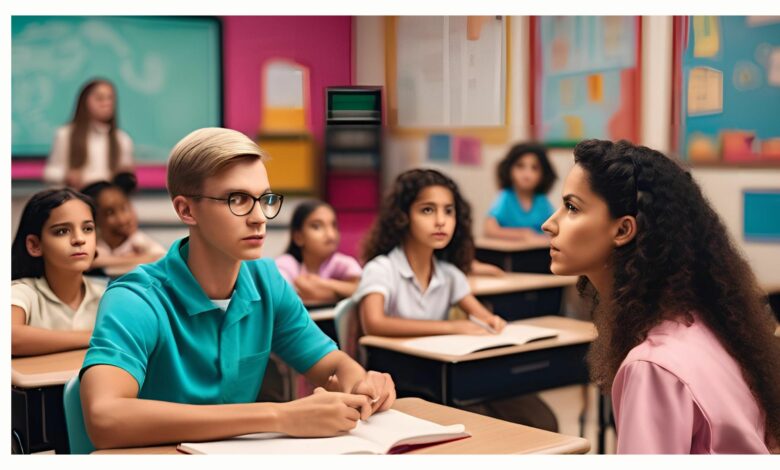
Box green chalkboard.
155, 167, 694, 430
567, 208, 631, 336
12, 16, 222, 162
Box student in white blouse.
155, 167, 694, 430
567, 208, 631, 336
44, 79, 135, 189
11, 188, 106, 356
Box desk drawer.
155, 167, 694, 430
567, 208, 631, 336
447, 344, 589, 406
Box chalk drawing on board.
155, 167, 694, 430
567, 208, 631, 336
78, 21, 165, 93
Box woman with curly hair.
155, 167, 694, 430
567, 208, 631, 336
354, 168, 506, 336
542, 139, 780, 453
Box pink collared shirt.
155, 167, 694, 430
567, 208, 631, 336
612, 313, 770, 454
275, 252, 362, 284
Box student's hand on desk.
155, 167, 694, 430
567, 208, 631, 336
451, 320, 491, 335
350, 371, 396, 418
489, 314, 507, 333
294, 274, 338, 302
277, 387, 371, 437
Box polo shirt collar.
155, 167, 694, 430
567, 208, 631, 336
162, 237, 261, 317
33, 275, 98, 310
390, 246, 445, 293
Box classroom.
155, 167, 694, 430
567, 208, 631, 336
8, 8, 780, 462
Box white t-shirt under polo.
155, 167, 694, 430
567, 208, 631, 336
11, 276, 106, 330
353, 246, 471, 320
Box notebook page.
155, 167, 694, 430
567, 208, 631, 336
349, 409, 467, 453
402, 324, 559, 356
179, 432, 383, 455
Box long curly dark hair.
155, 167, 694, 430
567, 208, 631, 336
575, 139, 780, 443
360, 168, 474, 272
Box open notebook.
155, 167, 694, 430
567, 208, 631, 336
178, 409, 469, 455
402, 323, 559, 356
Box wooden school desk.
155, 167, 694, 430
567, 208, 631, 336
469, 273, 578, 320
11, 349, 87, 454
359, 316, 595, 407
92, 397, 590, 454
474, 237, 551, 274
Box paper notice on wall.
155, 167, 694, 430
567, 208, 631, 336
687, 67, 723, 115
453, 136, 482, 166
587, 74, 604, 103
560, 78, 575, 107
768, 48, 780, 87
693, 16, 720, 58
428, 134, 452, 162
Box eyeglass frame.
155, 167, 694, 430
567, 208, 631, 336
183, 191, 285, 218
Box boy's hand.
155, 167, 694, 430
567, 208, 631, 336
350, 371, 396, 419
276, 387, 370, 437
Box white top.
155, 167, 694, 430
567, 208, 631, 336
353, 246, 471, 320
96, 230, 166, 258
44, 122, 134, 187
11, 276, 106, 330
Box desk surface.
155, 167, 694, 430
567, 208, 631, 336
92, 397, 589, 454
475, 237, 550, 252
11, 349, 86, 388
360, 316, 596, 363
469, 273, 577, 296
308, 307, 336, 322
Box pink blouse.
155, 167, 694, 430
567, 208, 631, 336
274, 252, 362, 284
612, 313, 770, 454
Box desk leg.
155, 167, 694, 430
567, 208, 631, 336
597, 392, 614, 454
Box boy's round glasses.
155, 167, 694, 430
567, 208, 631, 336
186, 192, 284, 218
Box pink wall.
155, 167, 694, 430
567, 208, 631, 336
222, 16, 353, 143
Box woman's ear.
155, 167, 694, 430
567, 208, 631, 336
25, 234, 43, 258
613, 215, 638, 248
172, 195, 197, 227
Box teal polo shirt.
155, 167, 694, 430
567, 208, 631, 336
81, 237, 336, 404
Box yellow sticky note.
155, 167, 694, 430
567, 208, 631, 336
563, 115, 584, 139
693, 16, 720, 58
587, 74, 603, 103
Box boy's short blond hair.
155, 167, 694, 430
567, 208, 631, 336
167, 127, 267, 198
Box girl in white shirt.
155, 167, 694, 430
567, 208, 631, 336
11, 188, 106, 356
44, 78, 134, 189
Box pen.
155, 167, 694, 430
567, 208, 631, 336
469, 316, 498, 334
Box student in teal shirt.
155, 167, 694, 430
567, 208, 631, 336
80, 128, 396, 449
484, 142, 557, 242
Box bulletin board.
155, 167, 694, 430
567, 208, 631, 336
530, 16, 642, 147
386, 16, 511, 144
11, 16, 222, 163
672, 16, 780, 167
